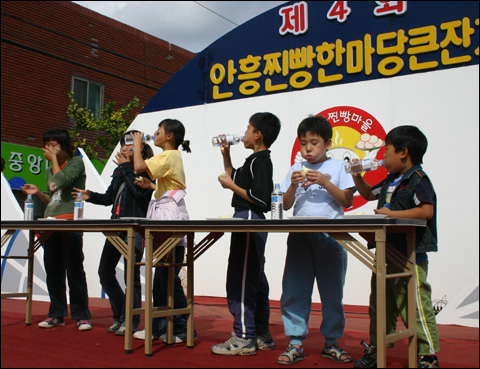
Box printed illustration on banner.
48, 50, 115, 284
290, 106, 387, 211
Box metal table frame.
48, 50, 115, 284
1, 218, 425, 368
1, 219, 141, 353
139, 218, 424, 367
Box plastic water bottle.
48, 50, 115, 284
271, 183, 283, 220
212, 134, 243, 147
74, 192, 84, 220
24, 195, 34, 221
345, 159, 384, 174
124, 134, 154, 145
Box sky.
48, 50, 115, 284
73, 1, 288, 53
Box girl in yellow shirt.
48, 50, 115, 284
131, 118, 195, 343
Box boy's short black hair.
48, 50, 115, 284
385, 125, 427, 165
297, 115, 332, 142
249, 112, 281, 148
43, 128, 74, 157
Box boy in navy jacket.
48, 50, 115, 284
351, 126, 440, 369
212, 112, 281, 356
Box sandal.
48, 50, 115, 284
321, 343, 352, 363
277, 344, 305, 365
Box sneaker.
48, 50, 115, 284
256, 332, 275, 350
160, 333, 184, 344
77, 320, 92, 331
133, 329, 159, 340
211, 332, 257, 356
159, 329, 198, 344
107, 321, 122, 333
38, 317, 65, 328
353, 341, 377, 368
114, 325, 126, 336
417, 355, 440, 368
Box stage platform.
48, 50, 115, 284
1, 297, 478, 368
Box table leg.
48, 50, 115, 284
187, 232, 194, 348
124, 229, 135, 354
144, 229, 153, 357
25, 230, 35, 326
406, 229, 417, 368
375, 228, 387, 368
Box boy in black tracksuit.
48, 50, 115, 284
212, 112, 281, 356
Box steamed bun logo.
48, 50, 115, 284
290, 106, 387, 212
327, 126, 364, 162
356, 133, 383, 150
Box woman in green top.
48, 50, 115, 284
21, 129, 92, 330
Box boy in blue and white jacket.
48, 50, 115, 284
277, 115, 355, 365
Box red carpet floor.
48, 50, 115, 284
1, 297, 478, 368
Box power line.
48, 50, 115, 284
193, 1, 238, 26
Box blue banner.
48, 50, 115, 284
142, 1, 479, 113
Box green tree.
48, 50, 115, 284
67, 91, 141, 162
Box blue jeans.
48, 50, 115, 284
152, 245, 188, 336
98, 232, 143, 331
281, 232, 347, 346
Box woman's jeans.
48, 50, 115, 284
98, 232, 143, 331
152, 245, 188, 336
